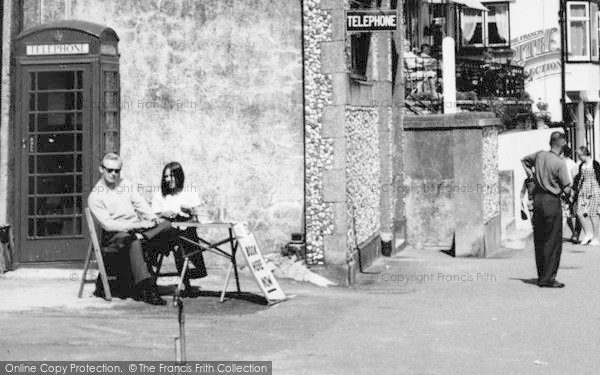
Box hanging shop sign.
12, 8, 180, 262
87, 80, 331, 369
346, 10, 398, 32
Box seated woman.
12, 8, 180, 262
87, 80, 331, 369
403, 39, 438, 97
151, 161, 208, 297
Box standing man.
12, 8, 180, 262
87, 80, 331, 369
521, 132, 572, 288
88, 153, 178, 305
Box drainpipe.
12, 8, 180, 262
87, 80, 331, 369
301, 0, 307, 263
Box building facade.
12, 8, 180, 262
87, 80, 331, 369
509, 0, 600, 157
0, 0, 401, 284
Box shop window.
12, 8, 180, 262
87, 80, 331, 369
567, 1, 600, 62
461, 3, 509, 47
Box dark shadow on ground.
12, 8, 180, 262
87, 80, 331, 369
509, 278, 539, 286
75, 285, 272, 316
158, 285, 268, 305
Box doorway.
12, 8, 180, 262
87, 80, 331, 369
16, 65, 92, 262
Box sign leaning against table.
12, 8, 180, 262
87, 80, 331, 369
233, 222, 287, 303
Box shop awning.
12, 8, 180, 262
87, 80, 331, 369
427, 0, 488, 11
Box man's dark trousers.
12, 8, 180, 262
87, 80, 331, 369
533, 192, 563, 283
99, 221, 179, 292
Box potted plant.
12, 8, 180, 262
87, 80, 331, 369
534, 100, 551, 129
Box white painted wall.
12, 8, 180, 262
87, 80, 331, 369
565, 64, 600, 92
498, 128, 562, 230
509, 0, 562, 121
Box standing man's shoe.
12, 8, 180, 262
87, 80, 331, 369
538, 281, 565, 288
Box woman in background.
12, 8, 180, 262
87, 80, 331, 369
152, 161, 208, 297
573, 147, 600, 245
561, 146, 579, 243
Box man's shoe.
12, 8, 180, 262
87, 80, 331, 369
93, 288, 105, 299
538, 281, 565, 288
133, 280, 166, 305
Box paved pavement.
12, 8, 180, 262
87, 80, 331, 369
1, 241, 599, 374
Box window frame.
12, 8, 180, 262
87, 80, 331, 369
486, 2, 510, 47
348, 0, 373, 81
350, 32, 372, 80
567, 1, 592, 61
463, 8, 485, 47
461, 2, 511, 48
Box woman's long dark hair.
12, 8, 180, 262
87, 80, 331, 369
161, 161, 185, 196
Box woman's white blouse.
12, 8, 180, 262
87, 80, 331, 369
151, 189, 201, 215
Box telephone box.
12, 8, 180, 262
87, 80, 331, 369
14, 20, 120, 262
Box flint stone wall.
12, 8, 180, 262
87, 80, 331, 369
303, 0, 334, 265
345, 106, 381, 259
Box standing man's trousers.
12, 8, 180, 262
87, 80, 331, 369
532, 192, 563, 283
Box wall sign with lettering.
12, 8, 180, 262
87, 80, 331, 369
233, 222, 286, 303
26, 43, 90, 56
511, 28, 561, 82
346, 10, 398, 32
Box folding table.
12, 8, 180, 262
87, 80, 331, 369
171, 221, 240, 302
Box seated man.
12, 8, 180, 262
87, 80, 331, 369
88, 153, 179, 306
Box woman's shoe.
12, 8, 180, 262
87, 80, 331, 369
580, 235, 593, 245
188, 268, 208, 279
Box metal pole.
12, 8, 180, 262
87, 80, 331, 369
559, 0, 569, 143
173, 263, 186, 365
174, 296, 186, 363
179, 298, 186, 363
174, 337, 181, 362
